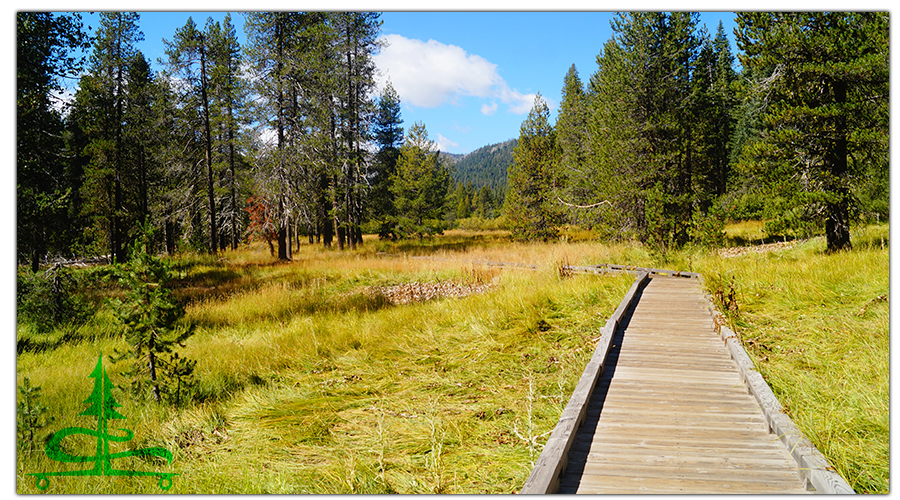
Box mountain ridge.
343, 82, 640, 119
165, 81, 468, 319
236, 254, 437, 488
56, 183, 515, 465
441, 138, 517, 192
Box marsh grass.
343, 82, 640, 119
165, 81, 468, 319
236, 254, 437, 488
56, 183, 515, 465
16, 233, 634, 494
16, 225, 887, 493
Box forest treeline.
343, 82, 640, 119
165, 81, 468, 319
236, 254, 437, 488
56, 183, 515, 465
507, 12, 889, 253
17, 12, 889, 271
18, 11, 441, 271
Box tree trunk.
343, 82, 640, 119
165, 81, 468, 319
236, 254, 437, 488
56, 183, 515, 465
199, 38, 217, 255
825, 79, 851, 253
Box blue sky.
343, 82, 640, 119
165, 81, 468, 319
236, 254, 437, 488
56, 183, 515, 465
62, 10, 740, 154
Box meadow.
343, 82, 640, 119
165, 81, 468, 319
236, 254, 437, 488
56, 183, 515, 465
15, 224, 889, 493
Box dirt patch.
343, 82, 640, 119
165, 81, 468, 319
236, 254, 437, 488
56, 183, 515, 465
719, 240, 798, 258
366, 281, 495, 305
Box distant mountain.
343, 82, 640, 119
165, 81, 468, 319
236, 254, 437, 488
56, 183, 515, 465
439, 151, 466, 164
445, 139, 517, 192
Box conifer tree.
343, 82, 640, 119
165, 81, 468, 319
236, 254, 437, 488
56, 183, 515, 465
735, 12, 889, 251
109, 231, 195, 404
78, 12, 144, 263
207, 14, 250, 251
164, 17, 218, 255
506, 94, 563, 241
555, 65, 591, 220
585, 12, 705, 249
17, 12, 89, 271
370, 80, 404, 239
390, 122, 450, 238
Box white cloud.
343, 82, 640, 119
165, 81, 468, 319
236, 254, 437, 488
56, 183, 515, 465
434, 133, 459, 152
481, 101, 498, 116
374, 34, 536, 115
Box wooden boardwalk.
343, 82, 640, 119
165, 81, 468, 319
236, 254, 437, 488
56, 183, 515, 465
522, 271, 853, 494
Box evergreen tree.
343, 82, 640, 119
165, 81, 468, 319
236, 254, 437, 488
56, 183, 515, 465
585, 12, 705, 249
207, 14, 250, 251
109, 231, 195, 404
390, 122, 450, 238
506, 94, 563, 241
370, 80, 404, 239
77, 12, 144, 263
16, 12, 89, 270
475, 185, 496, 219
244, 12, 309, 259
122, 52, 157, 230
555, 64, 592, 225
164, 17, 218, 255
330, 12, 382, 250
735, 12, 889, 251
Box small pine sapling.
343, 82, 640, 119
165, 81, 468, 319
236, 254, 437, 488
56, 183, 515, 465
109, 230, 196, 404
17, 377, 54, 453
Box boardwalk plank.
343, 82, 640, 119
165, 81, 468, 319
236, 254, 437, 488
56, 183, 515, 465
554, 275, 810, 494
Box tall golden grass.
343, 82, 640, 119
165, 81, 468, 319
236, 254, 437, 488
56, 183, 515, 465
16, 225, 888, 493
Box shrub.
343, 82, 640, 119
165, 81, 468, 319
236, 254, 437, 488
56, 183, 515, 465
16, 265, 90, 333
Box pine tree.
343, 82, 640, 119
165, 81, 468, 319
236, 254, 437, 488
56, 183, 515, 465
16, 12, 89, 271
207, 14, 250, 251
691, 22, 737, 200
555, 64, 592, 225
370, 80, 404, 239
506, 94, 563, 241
735, 12, 889, 251
390, 122, 450, 238
79, 12, 144, 263
109, 231, 195, 403
164, 17, 218, 255
584, 12, 705, 249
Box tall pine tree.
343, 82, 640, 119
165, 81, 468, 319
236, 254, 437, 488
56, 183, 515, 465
506, 94, 563, 241
390, 122, 450, 238
17, 12, 88, 270
78, 12, 144, 263
370, 80, 404, 239
736, 12, 889, 251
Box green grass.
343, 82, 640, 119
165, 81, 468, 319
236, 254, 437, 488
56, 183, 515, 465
693, 223, 889, 494
16, 225, 888, 493
16, 235, 634, 494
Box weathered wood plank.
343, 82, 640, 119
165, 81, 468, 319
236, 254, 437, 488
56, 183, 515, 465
519, 272, 649, 494
525, 273, 851, 494
575, 443, 798, 460
573, 462, 812, 482
559, 474, 812, 494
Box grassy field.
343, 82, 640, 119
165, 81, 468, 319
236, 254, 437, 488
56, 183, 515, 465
16, 233, 638, 494
15, 224, 889, 493
693, 224, 890, 494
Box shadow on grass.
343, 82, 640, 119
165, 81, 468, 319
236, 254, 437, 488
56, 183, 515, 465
724, 233, 801, 247
375, 232, 509, 255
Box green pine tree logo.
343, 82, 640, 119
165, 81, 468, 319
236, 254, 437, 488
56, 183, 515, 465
28, 355, 177, 491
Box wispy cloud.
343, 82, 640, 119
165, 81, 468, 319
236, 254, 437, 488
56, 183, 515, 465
374, 34, 537, 115
434, 133, 459, 152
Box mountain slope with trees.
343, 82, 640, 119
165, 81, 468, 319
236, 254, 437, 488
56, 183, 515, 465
449, 139, 516, 193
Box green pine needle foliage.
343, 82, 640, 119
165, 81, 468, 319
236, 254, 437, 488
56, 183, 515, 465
108, 231, 196, 404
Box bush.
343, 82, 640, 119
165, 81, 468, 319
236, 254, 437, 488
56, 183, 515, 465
455, 215, 508, 231
16, 265, 91, 333
689, 203, 726, 248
